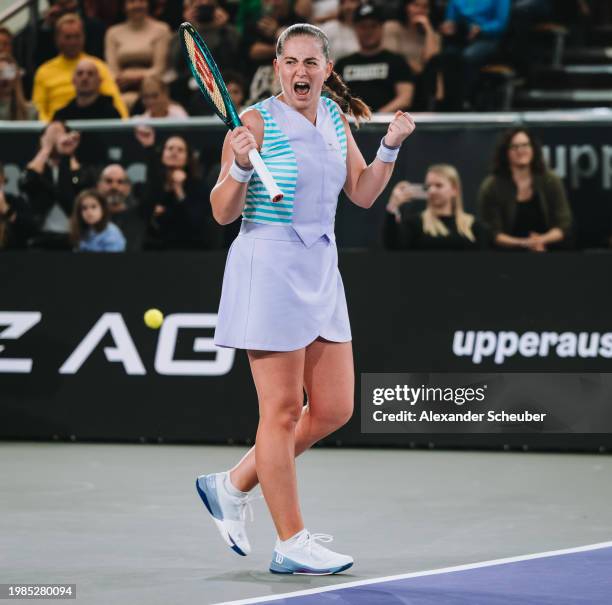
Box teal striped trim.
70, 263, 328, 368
241, 100, 298, 225
322, 97, 347, 161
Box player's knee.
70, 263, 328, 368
312, 399, 354, 431
260, 393, 302, 431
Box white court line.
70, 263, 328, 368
212, 540, 612, 605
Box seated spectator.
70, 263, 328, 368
439, 0, 511, 110
383, 0, 443, 110
52, 59, 122, 120
97, 163, 149, 251
19, 121, 95, 249
0, 54, 38, 120
168, 0, 241, 112
384, 163, 489, 250
13, 0, 106, 95
0, 27, 13, 56
243, 0, 304, 105
70, 188, 126, 252
0, 162, 37, 250
32, 14, 127, 122
105, 0, 171, 110
334, 4, 415, 113
132, 75, 188, 119
319, 0, 360, 62
134, 125, 223, 249
478, 128, 573, 251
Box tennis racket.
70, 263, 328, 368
179, 22, 284, 203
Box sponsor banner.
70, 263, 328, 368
1, 251, 611, 449
361, 373, 612, 434
1, 119, 611, 247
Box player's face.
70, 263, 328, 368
507, 132, 533, 168
163, 137, 189, 169
80, 196, 103, 226
274, 36, 332, 111
425, 171, 456, 211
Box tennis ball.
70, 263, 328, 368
144, 308, 164, 329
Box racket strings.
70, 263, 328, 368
183, 31, 228, 120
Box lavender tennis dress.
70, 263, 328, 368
214, 95, 352, 352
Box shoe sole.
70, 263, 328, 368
269, 562, 353, 575
195, 478, 247, 557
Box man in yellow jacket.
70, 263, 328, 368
33, 13, 128, 122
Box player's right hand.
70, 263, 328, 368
230, 126, 257, 170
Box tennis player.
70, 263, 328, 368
196, 22, 415, 575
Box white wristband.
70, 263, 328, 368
376, 137, 401, 163
229, 159, 254, 183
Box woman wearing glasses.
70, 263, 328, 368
478, 127, 573, 251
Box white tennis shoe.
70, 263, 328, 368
195, 472, 259, 556
269, 530, 354, 575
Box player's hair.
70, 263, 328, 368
55, 13, 83, 35
421, 164, 476, 242
70, 189, 110, 244
0, 54, 30, 120
492, 127, 546, 177
276, 23, 372, 125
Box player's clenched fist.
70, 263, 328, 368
383, 111, 416, 148
230, 126, 258, 169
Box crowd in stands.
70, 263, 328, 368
0, 0, 606, 252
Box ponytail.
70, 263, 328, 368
324, 70, 371, 126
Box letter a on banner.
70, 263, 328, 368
59, 313, 146, 375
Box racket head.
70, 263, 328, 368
179, 22, 242, 129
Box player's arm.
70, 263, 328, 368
210, 110, 264, 225
342, 111, 416, 209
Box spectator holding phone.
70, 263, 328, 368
384, 164, 489, 250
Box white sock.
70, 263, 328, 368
223, 472, 249, 498
280, 528, 308, 546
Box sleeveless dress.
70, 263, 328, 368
213, 95, 352, 351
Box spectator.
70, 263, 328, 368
105, 0, 171, 110
52, 59, 123, 120
225, 71, 248, 114
13, 0, 106, 95
478, 128, 573, 251
132, 75, 188, 119
0, 27, 13, 56
32, 14, 128, 122
168, 0, 241, 112
97, 163, 148, 251
243, 0, 304, 104
0, 162, 37, 250
134, 125, 223, 249
439, 0, 511, 110
384, 164, 489, 250
383, 0, 443, 110
0, 54, 38, 120
19, 121, 95, 249
334, 4, 415, 112
70, 188, 126, 252
319, 0, 360, 62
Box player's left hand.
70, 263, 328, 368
384, 111, 416, 148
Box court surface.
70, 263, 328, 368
1, 443, 611, 604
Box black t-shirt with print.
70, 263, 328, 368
334, 50, 414, 111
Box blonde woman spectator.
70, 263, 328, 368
0, 54, 37, 120
384, 164, 489, 250
105, 0, 171, 109
32, 14, 127, 121
132, 75, 188, 119
384, 0, 443, 110
319, 0, 360, 62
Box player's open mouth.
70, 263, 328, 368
294, 82, 310, 97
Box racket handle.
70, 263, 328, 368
248, 148, 284, 203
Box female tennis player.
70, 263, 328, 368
196, 23, 415, 575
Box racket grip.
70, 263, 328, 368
248, 148, 284, 203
